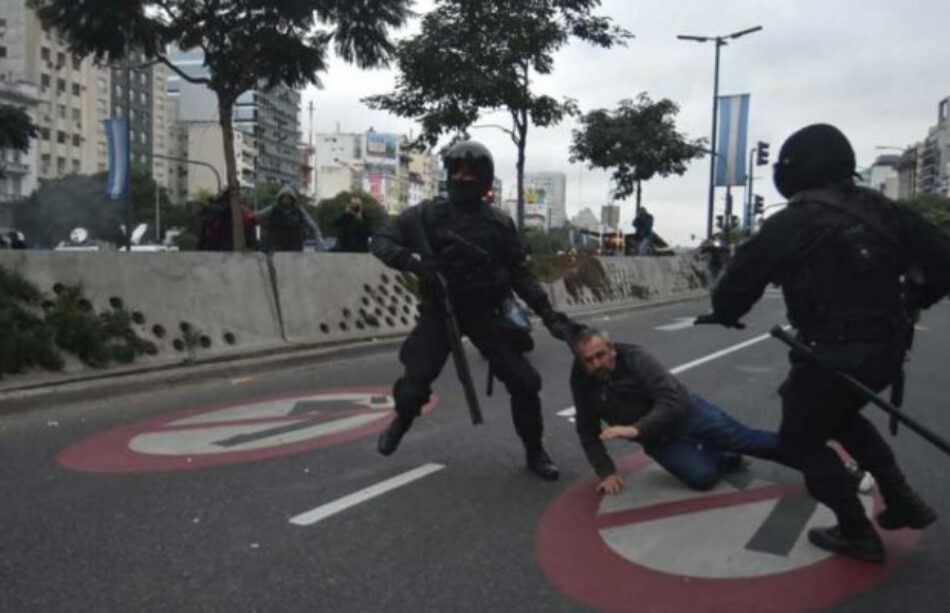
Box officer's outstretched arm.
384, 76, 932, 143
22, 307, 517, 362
712, 208, 811, 323
369, 209, 417, 271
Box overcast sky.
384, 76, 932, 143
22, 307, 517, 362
301, 0, 949, 245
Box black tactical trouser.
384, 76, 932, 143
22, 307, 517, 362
779, 341, 907, 536
392, 302, 544, 448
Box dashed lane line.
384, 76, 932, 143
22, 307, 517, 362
289, 463, 446, 527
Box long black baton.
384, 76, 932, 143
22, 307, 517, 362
436, 272, 483, 425
770, 326, 950, 457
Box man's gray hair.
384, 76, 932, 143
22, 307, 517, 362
571, 327, 610, 353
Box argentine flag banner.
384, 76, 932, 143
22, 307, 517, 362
714, 94, 750, 187
104, 118, 129, 200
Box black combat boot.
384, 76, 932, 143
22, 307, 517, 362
808, 525, 885, 564
526, 445, 560, 481
377, 415, 414, 456
877, 484, 938, 530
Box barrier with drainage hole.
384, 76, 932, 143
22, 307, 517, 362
0, 251, 705, 381
271, 252, 421, 345
0, 251, 284, 368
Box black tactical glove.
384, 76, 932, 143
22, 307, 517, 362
543, 310, 585, 343
405, 254, 441, 283
694, 312, 746, 330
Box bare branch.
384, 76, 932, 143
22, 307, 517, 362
156, 53, 212, 86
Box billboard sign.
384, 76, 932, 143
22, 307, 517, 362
365, 131, 399, 167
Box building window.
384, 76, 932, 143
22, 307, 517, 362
72, 82, 80, 96
0, 46, 6, 59
72, 134, 80, 147
72, 159, 81, 173
41, 154, 51, 174
57, 131, 67, 144
56, 51, 65, 67
72, 108, 81, 122
41, 47, 50, 61
40, 127, 50, 140
72, 55, 81, 71
57, 157, 66, 174
56, 78, 66, 93
58, 104, 66, 118
41, 73, 51, 88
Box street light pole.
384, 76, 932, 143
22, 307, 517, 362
678, 25, 763, 239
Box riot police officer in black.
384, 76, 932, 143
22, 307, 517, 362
698, 124, 950, 563
371, 140, 580, 480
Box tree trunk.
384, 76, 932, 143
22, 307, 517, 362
635, 179, 642, 216
218, 97, 246, 251
515, 109, 528, 232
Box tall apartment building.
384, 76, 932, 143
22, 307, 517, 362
524, 171, 567, 229
0, 0, 111, 181
168, 47, 301, 190
0, 1, 175, 188
918, 97, 950, 197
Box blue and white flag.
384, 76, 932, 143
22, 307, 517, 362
715, 94, 750, 187
104, 118, 129, 200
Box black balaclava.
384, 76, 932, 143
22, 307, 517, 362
444, 140, 494, 208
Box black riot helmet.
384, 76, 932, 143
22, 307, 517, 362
773, 124, 857, 199
444, 140, 494, 207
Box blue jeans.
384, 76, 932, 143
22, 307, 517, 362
643, 395, 793, 490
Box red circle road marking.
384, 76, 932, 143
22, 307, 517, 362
58, 387, 437, 473
536, 453, 920, 612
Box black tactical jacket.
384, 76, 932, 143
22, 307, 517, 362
371, 198, 554, 315
571, 343, 691, 478
713, 185, 950, 343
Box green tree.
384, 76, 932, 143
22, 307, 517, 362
30, 0, 411, 250
366, 0, 631, 230
570, 93, 707, 215
314, 191, 387, 240
905, 193, 950, 235
0, 105, 38, 178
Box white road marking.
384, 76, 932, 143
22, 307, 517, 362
557, 407, 576, 417
670, 330, 786, 376
915, 324, 929, 331
655, 317, 696, 332
289, 463, 445, 527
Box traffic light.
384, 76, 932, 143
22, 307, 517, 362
715, 214, 724, 230
730, 215, 739, 229
755, 141, 770, 166
753, 195, 765, 214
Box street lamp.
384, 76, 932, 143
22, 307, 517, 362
678, 25, 763, 239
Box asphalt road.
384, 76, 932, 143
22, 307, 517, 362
2, 293, 948, 612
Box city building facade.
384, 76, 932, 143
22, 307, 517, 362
524, 171, 567, 229
168, 47, 301, 190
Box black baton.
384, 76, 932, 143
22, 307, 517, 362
770, 326, 950, 458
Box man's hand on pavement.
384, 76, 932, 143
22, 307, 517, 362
600, 425, 639, 441
596, 474, 624, 495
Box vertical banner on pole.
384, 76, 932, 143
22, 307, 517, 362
715, 94, 750, 187
104, 118, 129, 200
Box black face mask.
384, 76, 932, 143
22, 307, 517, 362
448, 180, 484, 207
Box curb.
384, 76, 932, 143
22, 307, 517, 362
0, 291, 708, 415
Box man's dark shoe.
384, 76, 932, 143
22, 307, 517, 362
877, 487, 938, 530
526, 447, 560, 481
377, 415, 414, 456
808, 525, 885, 564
